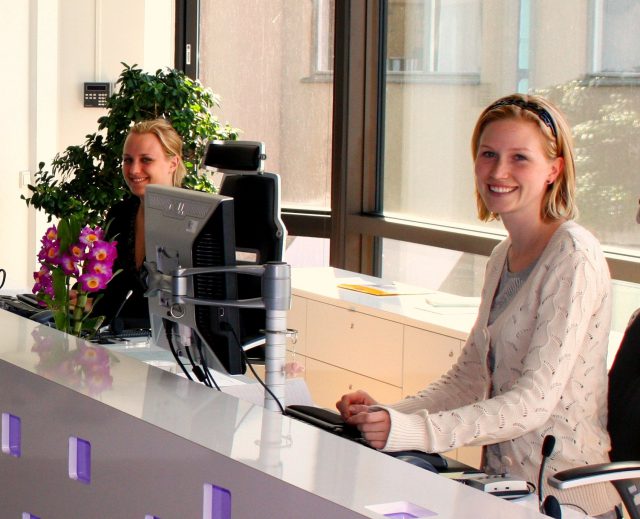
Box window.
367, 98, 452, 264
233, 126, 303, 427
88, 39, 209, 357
386, 0, 481, 82
187, 1, 640, 316
378, 0, 640, 282
198, 1, 333, 212
591, 0, 640, 77
381, 0, 487, 229
331, 1, 640, 326
516, 0, 531, 92
197, 0, 334, 267
311, 0, 335, 76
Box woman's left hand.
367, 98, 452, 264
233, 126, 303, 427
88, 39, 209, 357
346, 407, 391, 449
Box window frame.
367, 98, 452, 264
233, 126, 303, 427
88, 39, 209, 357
331, 0, 640, 283
312, 0, 335, 75
400, 0, 481, 76
587, 0, 640, 85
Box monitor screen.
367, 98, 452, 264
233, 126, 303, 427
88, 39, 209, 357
144, 185, 245, 375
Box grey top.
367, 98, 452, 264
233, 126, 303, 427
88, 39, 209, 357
488, 257, 538, 326
487, 256, 538, 373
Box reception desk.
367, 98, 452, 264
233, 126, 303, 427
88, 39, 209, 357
0, 308, 585, 518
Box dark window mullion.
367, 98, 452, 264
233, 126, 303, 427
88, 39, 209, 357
174, 0, 186, 71
371, 0, 388, 276
281, 211, 331, 240
331, 0, 384, 274
330, 0, 362, 270
175, 0, 199, 78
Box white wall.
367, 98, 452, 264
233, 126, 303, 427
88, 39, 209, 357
0, 0, 174, 291
0, 0, 38, 292
58, 0, 174, 148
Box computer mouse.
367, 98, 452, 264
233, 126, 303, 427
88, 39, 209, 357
386, 450, 447, 471
392, 453, 438, 473
30, 309, 54, 324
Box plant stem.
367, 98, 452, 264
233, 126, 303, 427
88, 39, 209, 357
65, 278, 71, 333
72, 292, 88, 336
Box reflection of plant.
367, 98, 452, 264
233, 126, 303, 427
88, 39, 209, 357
538, 80, 640, 245
22, 63, 240, 225
32, 216, 118, 337
31, 329, 114, 397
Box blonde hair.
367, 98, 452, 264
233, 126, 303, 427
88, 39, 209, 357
471, 93, 577, 222
125, 118, 186, 187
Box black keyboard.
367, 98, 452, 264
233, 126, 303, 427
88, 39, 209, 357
285, 405, 476, 474
96, 328, 151, 341
16, 293, 40, 306
0, 296, 41, 318
286, 405, 363, 441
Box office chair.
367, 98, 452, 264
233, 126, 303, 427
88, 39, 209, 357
203, 140, 287, 355
548, 311, 640, 518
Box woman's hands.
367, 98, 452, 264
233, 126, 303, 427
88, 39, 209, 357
336, 389, 378, 417
336, 390, 391, 449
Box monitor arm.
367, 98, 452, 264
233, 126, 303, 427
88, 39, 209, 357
145, 261, 292, 412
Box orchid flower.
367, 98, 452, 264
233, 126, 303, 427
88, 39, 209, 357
32, 215, 119, 338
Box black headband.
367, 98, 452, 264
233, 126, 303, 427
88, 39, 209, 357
488, 97, 558, 138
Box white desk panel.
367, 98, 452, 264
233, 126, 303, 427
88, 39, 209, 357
0, 309, 584, 518
290, 267, 624, 369
291, 267, 479, 340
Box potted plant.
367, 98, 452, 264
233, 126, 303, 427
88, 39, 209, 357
22, 63, 239, 225
32, 215, 119, 337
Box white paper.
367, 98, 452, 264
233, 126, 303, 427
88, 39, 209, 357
424, 293, 480, 308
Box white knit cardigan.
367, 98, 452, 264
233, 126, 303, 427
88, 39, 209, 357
378, 221, 620, 515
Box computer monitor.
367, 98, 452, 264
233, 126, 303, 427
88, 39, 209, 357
144, 184, 245, 375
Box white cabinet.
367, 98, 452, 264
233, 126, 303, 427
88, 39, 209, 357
306, 300, 403, 387
289, 295, 308, 356
304, 358, 403, 409
288, 269, 475, 409
400, 326, 482, 467
402, 326, 461, 396
287, 267, 482, 467
290, 298, 403, 407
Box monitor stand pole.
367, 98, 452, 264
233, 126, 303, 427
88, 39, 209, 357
262, 262, 291, 412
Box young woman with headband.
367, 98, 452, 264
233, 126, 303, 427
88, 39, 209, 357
337, 94, 620, 518
92, 118, 186, 329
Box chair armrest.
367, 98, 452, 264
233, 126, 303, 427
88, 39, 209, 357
548, 461, 640, 489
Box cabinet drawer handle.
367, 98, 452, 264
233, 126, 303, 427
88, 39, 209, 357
350, 323, 355, 329
449, 351, 454, 357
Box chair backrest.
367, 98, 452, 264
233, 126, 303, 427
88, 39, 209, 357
607, 310, 640, 518
203, 139, 285, 264
608, 310, 640, 462
218, 172, 286, 264
202, 140, 287, 350
218, 172, 287, 348
611, 479, 640, 519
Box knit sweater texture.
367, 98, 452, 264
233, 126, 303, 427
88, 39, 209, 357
378, 221, 619, 515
